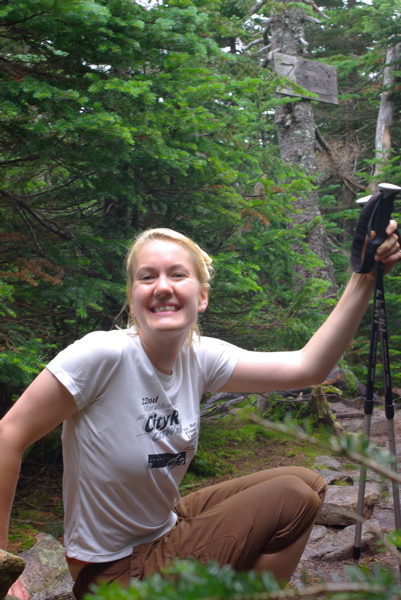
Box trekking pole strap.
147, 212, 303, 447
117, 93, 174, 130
351, 184, 400, 274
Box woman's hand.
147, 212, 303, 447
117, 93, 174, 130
8, 577, 30, 600
371, 219, 400, 277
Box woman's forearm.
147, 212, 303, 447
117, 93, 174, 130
301, 272, 375, 383
0, 425, 23, 550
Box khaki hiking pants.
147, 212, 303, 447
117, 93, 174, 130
73, 466, 327, 599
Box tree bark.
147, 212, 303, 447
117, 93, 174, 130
372, 42, 401, 185
271, 4, 337, 291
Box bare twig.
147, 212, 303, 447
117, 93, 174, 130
302, 0, 330, 20
242, 37, 264, 51
248, 0, 265, 16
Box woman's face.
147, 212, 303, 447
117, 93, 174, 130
129, 240, 208, 344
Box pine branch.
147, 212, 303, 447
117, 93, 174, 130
1, 190, 74, 240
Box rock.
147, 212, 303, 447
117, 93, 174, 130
312, 455, 343, 471
313, 468, 354, 486
343, 409, 401, 439
323, 365, 351, 392
372, 505, 398, 530
344, 418, 364, 433
0, 550, 25, 600
303, 521, 380, 561
369, 412, 394, 437
318, 483, 381, 527
19, 534, 74, 600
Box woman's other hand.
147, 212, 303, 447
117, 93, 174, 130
8, 577, 30, 600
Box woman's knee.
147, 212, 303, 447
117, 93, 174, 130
276, 466, 327, 498
266, 474, 322, 525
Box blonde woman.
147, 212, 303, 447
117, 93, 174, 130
1, 224, 400, 600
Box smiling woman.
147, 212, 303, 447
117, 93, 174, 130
127, 234, 210, 374
1, 225, 400, 600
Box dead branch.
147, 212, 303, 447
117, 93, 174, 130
1, 190, 74, 240
302, 0, 330, 20
248, 0, 265, 15
315, 128, 367, 192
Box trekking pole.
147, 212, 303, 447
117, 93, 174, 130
351, 183, 401, 565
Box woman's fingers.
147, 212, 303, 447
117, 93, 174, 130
374, 220, 401, 272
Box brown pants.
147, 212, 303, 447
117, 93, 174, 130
73, 466, 327, 599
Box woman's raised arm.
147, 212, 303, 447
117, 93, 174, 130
222, 221, 400, 394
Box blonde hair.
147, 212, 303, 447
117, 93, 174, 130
126, 228, 213, 339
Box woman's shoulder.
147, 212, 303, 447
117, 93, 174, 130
77, 328, 138, 347
188, 336, 244, 364
196, 336, 243, 353
51, 328, 139, 365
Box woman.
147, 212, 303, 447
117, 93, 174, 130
1, 224, 400, 600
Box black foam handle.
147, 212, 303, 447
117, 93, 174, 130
351, 190, 398, 274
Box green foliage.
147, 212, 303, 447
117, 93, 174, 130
0, 0, 335, 403
187, 450, 221, 478
261, 396, 306, 423
88, 554, 401, 600
1, 0, 401, 402
91, 560, 282, 600
0, 336, 51, 391
304, 0, 401, 387
8, 521, 37, 553
183, 416, 276, 486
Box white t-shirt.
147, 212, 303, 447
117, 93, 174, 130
46, 330, 241, 562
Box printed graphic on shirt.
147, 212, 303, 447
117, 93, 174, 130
138, 395, 198, 446
139, 396, 199, 476
182, 421, 198, 449
148, 452, 186, 472
140, 407, 182, 441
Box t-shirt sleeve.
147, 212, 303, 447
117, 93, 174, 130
46, 331, 122, 409
196, 337, 244, 394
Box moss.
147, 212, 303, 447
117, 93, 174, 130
339, 361, 359, 398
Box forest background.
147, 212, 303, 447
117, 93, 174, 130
1, 0, 401, 412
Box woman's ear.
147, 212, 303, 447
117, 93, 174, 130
198, 291, 209, 313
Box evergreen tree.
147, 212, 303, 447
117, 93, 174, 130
1, 0, 326, 408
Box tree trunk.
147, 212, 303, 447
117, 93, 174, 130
371, 42, 401, 185
302, 385, 343, 434
271, 4, 337, 291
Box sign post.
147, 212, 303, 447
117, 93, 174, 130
273, 52, 338, 105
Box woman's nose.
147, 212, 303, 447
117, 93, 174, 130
154, 274, 172, 295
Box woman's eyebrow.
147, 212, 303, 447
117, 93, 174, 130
135, 263, 190, 274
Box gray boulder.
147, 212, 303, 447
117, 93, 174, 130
318, 483, 381, 527
312, 455, 343, 471
19, 534, 73, 600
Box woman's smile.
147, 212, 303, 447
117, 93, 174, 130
151, 305, 180, 313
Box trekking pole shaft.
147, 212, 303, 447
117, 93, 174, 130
353, 267, 379, 563
376, 262, 401, 532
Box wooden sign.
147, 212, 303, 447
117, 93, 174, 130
273, 52, 338, 105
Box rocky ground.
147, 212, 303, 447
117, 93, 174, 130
292, 399, 401, 585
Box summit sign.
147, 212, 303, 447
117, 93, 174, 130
273, 52, 338, 105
